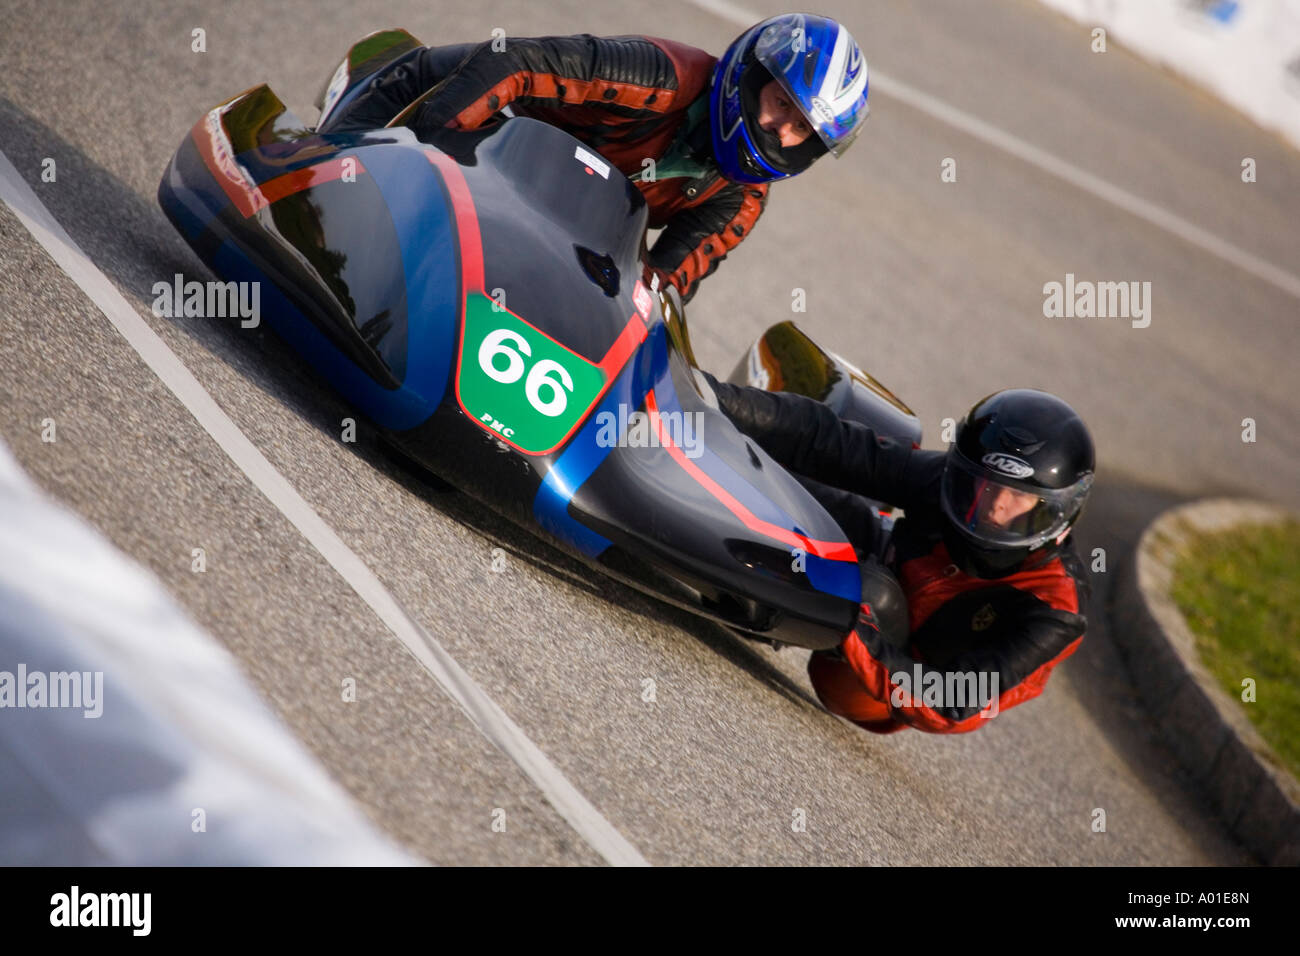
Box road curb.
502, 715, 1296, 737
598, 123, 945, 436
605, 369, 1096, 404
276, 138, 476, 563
1111, 499, 1300, 865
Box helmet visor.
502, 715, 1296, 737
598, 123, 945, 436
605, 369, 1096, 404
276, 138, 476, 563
753, 15, 869, 157
940, 455, 1091, 550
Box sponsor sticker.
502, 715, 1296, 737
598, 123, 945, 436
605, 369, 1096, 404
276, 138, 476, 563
574, 146, 610, 179
632, 280, 653, 321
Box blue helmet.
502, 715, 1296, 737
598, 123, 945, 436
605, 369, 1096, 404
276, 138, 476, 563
710, 13, 870, 184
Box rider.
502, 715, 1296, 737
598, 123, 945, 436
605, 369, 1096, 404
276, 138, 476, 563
699, 374, 1096, 735
319, 14, 870, 303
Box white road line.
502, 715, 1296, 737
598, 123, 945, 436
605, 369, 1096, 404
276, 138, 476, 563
684, 0, 1300, 302
0, 148, 649, 868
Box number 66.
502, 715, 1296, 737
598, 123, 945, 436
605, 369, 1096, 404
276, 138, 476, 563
479, 328, 574, 417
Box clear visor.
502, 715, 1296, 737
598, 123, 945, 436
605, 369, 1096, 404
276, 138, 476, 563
940, 456, 1091, 550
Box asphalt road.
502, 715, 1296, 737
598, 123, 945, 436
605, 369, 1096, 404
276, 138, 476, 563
2, 0, 1297, 865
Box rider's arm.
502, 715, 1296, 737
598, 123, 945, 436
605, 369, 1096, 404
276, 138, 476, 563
842, 587, 1087, 733
701, 374, 940, 510
648, 182, 768, 303
407, 35, 695, 131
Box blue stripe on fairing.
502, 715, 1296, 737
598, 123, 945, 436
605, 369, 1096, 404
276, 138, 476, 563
803, 551, 861, 604
533, 324, 671, 557
650, 354, 860, 605
361, 145, 459, 426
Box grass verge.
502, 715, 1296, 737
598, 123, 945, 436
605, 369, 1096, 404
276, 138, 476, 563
1170, 519, 1300, 781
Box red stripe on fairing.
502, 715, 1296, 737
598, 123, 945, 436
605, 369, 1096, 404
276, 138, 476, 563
644, 390, 858, 562
191, 110, 367, 218
424, 151, 485, 292
256, 157, 367, 210
599, 314, 647, 377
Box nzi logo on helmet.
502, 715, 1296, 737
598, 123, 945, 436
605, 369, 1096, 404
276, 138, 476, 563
981, 453, 1035, 479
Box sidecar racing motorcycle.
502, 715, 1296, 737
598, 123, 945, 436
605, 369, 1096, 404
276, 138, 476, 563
157, 29, 921, 650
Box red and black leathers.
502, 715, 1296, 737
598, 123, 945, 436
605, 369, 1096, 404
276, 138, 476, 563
321, 36, 770, 303
703, 374, 1090, 735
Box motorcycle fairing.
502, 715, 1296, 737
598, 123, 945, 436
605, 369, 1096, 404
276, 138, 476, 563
158, 85, 866, 647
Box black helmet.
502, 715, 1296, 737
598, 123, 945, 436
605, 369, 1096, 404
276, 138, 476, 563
939, 389, 1094, 578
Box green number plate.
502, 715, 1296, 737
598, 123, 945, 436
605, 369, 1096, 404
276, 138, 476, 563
456, 293, 607, 455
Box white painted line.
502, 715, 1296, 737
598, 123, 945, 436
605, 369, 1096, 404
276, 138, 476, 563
684, 0, 1300, 302
0, 148, 649, 868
